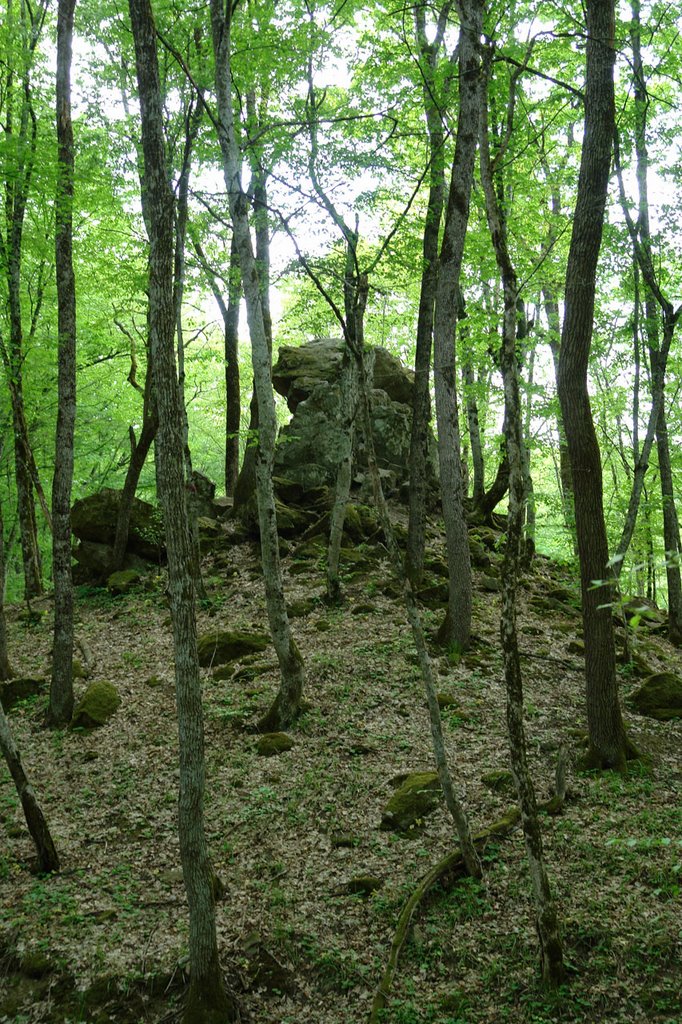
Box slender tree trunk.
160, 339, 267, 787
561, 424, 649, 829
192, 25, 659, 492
110, 390, 159, 571
327, 345, 359, 604
211, 0, 303, 732
463, 357, 485, 507
432, 0, 483, 650
656, 399, 682, 644
543, 288, 575, 540
0, 703, 60, 872
48, 0, 77, 728
128, 3, 236, 1019
557, 0, 629, 770
406, 1, 451, 585
190, 233, 242, 496
356, 343, 481, 878
480, 63, 564, 985
0, 501, 13, 680
224, 236, 241, 496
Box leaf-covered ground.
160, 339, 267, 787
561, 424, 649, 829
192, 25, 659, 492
1, 514, 681, 1024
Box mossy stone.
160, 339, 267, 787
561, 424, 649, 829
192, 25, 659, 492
351, 602, 376, 615
106, 568, 142, 595
256, 732, 294, 756
71, 681, 121, 728
481, 769, 515, 794
345, 875, 383, 897
315, 619, 331, 632
287, 598, 316, 618
380, 771, 441, 833
630, 672, 682, 720
197, 629, 269, 668
437, 692, 461, 710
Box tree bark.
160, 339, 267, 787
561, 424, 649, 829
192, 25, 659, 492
211, 0, 304, 732
557, 0, 629, 770
406, 1, 451, 585
480, 59, 564, 985
0, 702, 60, 873
48, 0, 77, 728
432, 0, 483, 650
127, 2, 236, 1019
0, 501, 13, 681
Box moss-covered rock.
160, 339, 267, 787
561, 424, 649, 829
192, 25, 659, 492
106, 568, 142, 595
0, 677, 45, 712
630, 672, 682, 720
344, 875, 383, 897
287, 598, 317, 618
197, 629, 269, 668
71, 487, 164, 558
481, 769, 515, 795
71, 681, 121, 729
380, 771, 441, 833
256, 732, 294, 756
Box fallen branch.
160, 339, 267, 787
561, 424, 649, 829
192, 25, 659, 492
368, 784, 567, 1022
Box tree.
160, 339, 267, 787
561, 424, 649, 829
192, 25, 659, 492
211, 0, 304, 732
48, 0, 77, 728
556, 0, 630, 770
0, 0, 51, 600
432, 0, 484, 651
127, 0, 237, 1018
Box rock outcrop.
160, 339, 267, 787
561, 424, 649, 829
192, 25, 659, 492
272, 338, 438, 499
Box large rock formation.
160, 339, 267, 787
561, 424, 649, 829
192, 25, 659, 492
71, 488, 165, 580
272, 338, 437, 498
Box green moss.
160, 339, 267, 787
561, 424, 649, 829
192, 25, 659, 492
197, 630, 269, 668
345, 875, 383, 897
380, 771, 441, 833
71, 681, 121, 728
630, 672, 682, 720
106, 569, 142, 595
256, 732, 294, 756
481, 769, 515, 795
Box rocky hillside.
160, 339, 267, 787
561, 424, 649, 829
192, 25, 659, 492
1, 501, 681, 1024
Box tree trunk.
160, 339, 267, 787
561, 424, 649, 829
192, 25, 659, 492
326, 345, 359, 605
0, 501, 13, 681
463, 356, 485, 507
127, 2, 236, 1019
211, 0, 303, 732
656, 401, 682, 644
111, 389, 159, 571
557, 0, 629, 770
406, 2, 450, 586
48, 0, 77, 728
432, 0, 484, 650
480, 61, 564, 985
0, 702, 60, 873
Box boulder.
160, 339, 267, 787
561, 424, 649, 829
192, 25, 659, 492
71, 488, 165, 561
630, 672, 682, 720
380, 771, 442, 833
256, 732, 294, 756
106, 569, 142, 595
71, 681, 121, 729
271, 338, 438, 499
197, 630, 270, 668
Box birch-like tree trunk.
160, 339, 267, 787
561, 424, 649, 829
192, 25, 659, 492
48, 0, 77, 728
128, 2, 237, 1019
211, 0, 303, 731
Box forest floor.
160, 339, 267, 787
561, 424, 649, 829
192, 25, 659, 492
0, 505, 681, 1024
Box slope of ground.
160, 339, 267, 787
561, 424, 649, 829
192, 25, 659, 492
1, 514, 680, 1024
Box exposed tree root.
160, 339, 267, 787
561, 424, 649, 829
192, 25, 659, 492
368, 784, 568, 1022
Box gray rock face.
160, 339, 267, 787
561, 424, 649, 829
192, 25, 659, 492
272, 338, 437, 497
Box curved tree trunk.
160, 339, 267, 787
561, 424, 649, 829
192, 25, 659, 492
557, 0, 629, 770
48, 0, 77, 728
128, 3, 236, 1019
0, 502, 13, 681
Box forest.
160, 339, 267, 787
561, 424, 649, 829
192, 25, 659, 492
0, 0, 681, 1021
